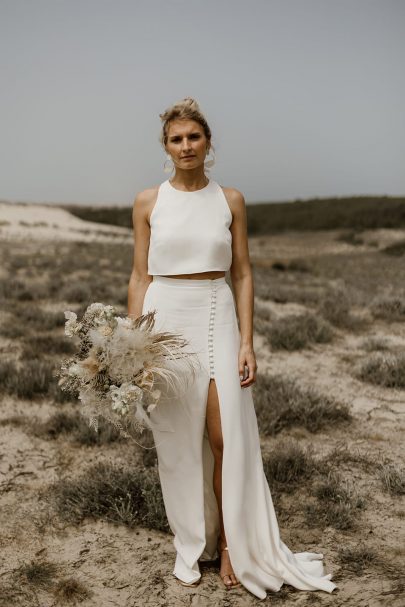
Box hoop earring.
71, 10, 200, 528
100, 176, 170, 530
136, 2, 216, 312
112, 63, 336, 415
204, 149, 216, 170
163, 153, 174, 174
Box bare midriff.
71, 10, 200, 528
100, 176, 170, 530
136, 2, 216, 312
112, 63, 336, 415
158, 271, 226, 280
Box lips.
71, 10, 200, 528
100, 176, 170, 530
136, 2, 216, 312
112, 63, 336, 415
182, 156, 195, 159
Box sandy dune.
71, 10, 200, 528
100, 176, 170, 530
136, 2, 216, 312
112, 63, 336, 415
0, 201, 132, 244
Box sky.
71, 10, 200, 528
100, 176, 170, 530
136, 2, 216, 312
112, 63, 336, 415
0, 0, 404, 206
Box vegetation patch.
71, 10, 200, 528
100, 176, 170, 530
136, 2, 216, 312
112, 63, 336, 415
337, 543, 378, 576
253, 373, 351, 435
360, 336, 392, 352
53, 577, 92, 603
305, 470, 366, 530
20, 334, 76, 358
0, 359, 56, 399
263, 439, 318, 493
32, 411, 123, 445
335, 230, 365, 246
356, 352, 405, 388
317, 289, 368, 331
267, 312, 334, 350
45, 461, 169, 532
381, 239, 405, 256
377, 462, 405, 496
370, 295, 405, 322
15, 559, 58, 589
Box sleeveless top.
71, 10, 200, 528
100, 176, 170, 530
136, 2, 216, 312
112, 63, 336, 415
147, 178, 233, 275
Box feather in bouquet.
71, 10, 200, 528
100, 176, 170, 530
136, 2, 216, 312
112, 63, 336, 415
56, 302, 201, 440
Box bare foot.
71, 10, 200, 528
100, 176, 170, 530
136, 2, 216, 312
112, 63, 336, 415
218, 544, 240, 588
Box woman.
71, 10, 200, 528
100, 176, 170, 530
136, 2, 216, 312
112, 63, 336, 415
127, 97, 337, 600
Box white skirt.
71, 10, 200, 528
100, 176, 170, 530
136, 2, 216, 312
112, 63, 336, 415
141, 275, 337, 600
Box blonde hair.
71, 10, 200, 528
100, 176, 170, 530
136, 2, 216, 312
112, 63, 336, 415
159, 97, 213, 152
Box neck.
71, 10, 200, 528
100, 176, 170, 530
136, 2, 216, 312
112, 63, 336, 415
170, 169, 209, 190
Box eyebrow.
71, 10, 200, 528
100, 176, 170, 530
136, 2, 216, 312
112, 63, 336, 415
170, 132, 201, 138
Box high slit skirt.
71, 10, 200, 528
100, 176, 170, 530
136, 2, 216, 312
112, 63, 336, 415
141, 275, 337, 600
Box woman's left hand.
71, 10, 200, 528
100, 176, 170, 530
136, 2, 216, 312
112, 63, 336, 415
238, 344, 257, 387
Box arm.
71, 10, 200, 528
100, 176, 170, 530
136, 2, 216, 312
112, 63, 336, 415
127, 190, 154, 320
227, 188, 257, 387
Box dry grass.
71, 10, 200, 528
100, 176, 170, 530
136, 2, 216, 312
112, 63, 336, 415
0, 359, 57, 399
45, 461, 169, 532
305, 469, 366, 530
53, 577, 92, 603
253, 373, 351, 435
377, 462, 405, 496
370, 294, 405, 321
31, 410, 123, 445
266, 312, 334, 350
356, 352, 405, 388
382, 239, 405, 256
337, 543, 378, 576
263, 439, 318, 490
335, 230, 365, 246
317, 288, 369, 331
20, 334, 76, 358
360, 336, 392, 351
15, 559, 59, 589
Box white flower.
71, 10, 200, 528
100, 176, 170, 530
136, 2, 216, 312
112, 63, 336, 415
109, 382, 143, 416
99, 325, 114, 337
84, 303, 116, 327
116, 316, 133, 329
64, 310, 82, 337
68, 362, 93, 381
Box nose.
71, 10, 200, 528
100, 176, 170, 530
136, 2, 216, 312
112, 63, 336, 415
181, 138, 192, 153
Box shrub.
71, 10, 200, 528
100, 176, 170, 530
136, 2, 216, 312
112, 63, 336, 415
20, 334, 76, 358
377, 463, 405, 496
360, 336, 391, 352
0, 359, 56, 399
15, 560, 58, 589
337, 544, 378, 576
0, 323, 27, 338
12, 304, 65, 330
317, 288, 367, 331
60, 282, 92, 303
53, 577, 91, 602
370, 295, 405, 321
336, 230, 364, 246
0, 278, 33, 301
267, 312, 333, 350
381, 239, 405, 256
356, 352, 405, 388
305, 469, 365, 531
263, 439, 318, 491
253, 373, 351, 435
45, 461, 169, 532
33, 411, 123, 445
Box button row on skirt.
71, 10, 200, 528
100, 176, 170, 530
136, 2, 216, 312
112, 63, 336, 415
208, 286, 217, 379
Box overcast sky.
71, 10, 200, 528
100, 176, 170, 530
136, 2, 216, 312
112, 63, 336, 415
1, 0, 404, 206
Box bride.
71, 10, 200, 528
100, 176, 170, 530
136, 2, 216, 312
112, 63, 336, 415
128, 96, 337, 599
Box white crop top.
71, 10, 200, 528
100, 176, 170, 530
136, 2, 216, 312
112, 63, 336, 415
147, 178, 233, 275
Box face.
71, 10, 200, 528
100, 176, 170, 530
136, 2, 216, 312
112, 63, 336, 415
165, 119, 209, 170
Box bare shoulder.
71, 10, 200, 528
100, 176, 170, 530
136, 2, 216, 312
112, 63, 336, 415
133, 185, 160, 207
219, 185, 246, 216
132, 184, 160, 225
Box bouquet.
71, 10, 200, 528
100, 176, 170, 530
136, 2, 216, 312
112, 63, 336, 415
57, 302, 200, 440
